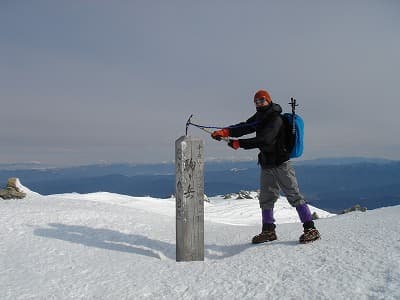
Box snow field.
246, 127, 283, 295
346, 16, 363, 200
0, 187, 399, 299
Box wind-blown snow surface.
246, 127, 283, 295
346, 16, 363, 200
1, 185, 399, 299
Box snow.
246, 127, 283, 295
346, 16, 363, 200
14, 178, 40, 197
1, 184, 399, 299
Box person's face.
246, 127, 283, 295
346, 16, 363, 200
254, 97, 270, 108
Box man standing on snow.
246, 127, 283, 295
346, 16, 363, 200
211, 89, 320, 244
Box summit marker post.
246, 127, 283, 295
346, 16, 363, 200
175, 135, 204, 261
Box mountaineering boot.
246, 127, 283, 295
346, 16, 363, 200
299, 221, 321, 244
299, 228, 321, 244
252, 223, 277, 244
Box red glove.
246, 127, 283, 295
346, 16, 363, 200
228, 139, 240, 150
211, 128, 230, 141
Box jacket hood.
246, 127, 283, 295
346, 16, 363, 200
256, 103, 282, 114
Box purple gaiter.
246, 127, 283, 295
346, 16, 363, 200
262, 208, 275, 224
296, 204, 313, 223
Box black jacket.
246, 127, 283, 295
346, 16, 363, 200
228, 103, 290, 168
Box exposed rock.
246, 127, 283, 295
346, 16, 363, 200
312, 212, 319, 220
237, 190, 254, 199
0, 178, 27, 200
204, 194, 210, 203
223, 190, 258, 200
341, 204, 367, 214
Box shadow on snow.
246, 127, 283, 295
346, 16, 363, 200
34, 223, 296, 261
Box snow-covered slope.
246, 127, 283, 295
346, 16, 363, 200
0, 187, 398, 299
48, 190, 334, 226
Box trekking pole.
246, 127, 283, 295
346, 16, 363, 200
289, 97, 298, 136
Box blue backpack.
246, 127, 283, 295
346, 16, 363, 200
281, 112, 304, 158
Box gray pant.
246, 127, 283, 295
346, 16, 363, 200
259, 161, 306, 209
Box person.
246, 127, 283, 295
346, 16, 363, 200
211, 89, 321, 244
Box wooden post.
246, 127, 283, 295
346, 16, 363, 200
175, 136, 204, 261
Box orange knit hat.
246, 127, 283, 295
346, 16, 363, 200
254, 90, 272, 104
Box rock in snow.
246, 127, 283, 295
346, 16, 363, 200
0, 178, 27, 200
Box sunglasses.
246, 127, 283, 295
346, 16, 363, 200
254, 98, 267, 105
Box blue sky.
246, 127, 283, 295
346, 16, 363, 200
1, 1, 399, 166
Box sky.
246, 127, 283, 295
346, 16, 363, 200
1, 1, 399, 166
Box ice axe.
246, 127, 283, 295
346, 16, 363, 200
185, 114, 229, 142
185, 114, 194, 136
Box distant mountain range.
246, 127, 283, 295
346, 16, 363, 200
0, 157, 399, 213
